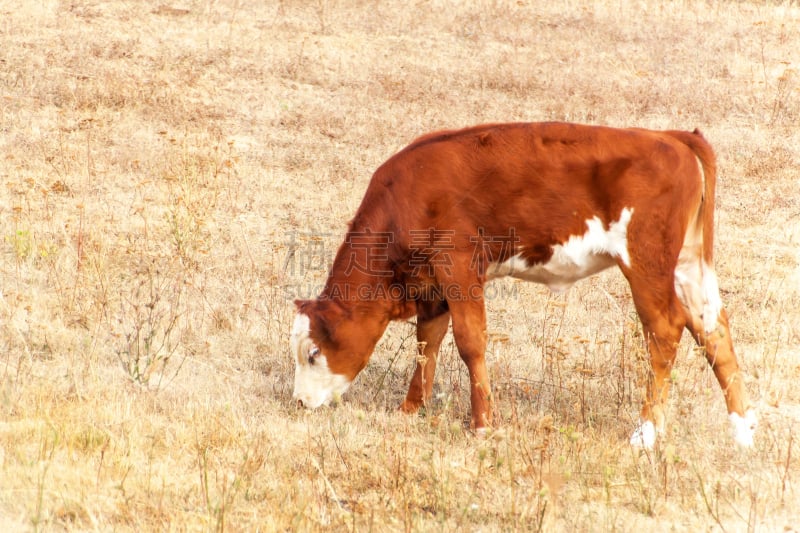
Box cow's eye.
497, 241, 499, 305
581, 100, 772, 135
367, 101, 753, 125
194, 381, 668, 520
308, 346, 320, 365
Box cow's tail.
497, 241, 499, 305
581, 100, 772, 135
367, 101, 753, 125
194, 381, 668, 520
666, 129, 717, 268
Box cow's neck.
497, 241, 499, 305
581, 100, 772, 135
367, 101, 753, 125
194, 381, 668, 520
320, 223, 401, 318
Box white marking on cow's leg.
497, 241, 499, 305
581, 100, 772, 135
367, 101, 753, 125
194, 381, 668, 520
730, 410, 757, 448
291, 313, 351, 409
630, 420, 657, 449
675, 233, 755, 448
701, 262, 722, 334
475, 427, 490, 439
674, 247, 722, 335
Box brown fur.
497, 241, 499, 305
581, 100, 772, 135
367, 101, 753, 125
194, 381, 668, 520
294, 122, 747, 433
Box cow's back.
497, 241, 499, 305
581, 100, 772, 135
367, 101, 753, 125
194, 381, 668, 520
358, 122, 703, 263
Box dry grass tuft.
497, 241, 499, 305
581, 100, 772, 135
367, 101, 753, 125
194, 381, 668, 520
1, 0, 799, 530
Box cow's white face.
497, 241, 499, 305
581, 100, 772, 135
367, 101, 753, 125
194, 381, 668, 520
291, 312, 351, 409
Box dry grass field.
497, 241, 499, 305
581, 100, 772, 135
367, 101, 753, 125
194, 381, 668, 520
1, 0, 799, 530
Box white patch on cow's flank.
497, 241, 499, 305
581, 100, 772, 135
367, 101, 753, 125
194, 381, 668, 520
487, 207, 633, 292
291, 312, 351, 409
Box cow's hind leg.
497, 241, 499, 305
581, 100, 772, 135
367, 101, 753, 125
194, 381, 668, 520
675, 255, 756, 446
625, 274, 687, 448
400, 299, 450, 414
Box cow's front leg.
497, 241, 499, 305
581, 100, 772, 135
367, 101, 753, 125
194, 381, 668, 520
400, 302, 450, 414
448, 291, 491, 430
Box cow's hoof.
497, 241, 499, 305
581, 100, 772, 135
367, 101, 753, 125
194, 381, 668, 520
630, 420, 656, 449
729, 410, 757, 448
399, 400, 421, 414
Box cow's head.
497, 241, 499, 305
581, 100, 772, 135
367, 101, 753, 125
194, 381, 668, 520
291, 299, 389, 409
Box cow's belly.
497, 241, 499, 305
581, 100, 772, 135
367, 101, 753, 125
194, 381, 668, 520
487, 250, 617, 292
486, 207, 633, 292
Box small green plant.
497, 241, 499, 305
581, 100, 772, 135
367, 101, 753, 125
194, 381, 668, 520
161, 139, 234, 270
115, 262, 186, 388
7, 229, 32, 261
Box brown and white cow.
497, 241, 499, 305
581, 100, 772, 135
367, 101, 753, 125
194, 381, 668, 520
290, 122, 756, 448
